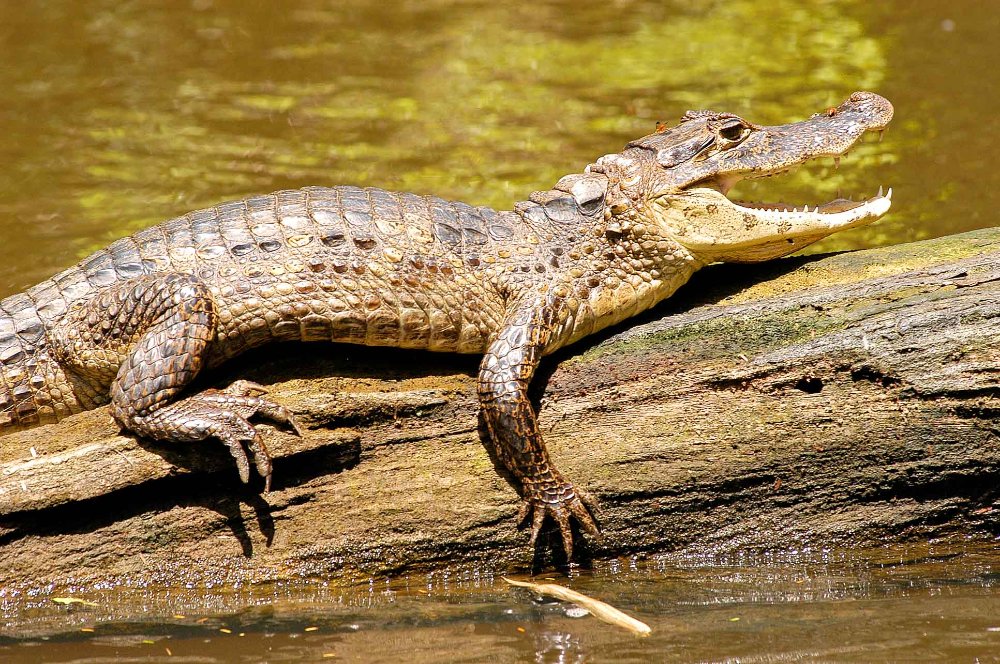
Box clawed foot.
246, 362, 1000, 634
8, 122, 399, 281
212, 380, 305, 437
518, 486, 601, 560
196, 380, 305, 490
137, 381, 305, 492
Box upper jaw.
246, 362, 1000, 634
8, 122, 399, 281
693, 92, 894, 190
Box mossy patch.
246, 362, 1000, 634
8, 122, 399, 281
575, 306, 843, 366
723, 228, 1000, 305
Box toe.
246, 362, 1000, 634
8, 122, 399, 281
555, 509, 575, 560
225, 440, 251, 484
528, 506, 546, 547
287, 413, 305, 437
572, 498, 601, 539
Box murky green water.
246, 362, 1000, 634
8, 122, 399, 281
1, 0, 999, 660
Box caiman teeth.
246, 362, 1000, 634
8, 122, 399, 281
727, 185, 892, 226
732, 185, 891, 214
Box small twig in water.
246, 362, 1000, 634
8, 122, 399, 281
502, 577, 651, 637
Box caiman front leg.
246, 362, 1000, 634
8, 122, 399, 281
478, 297, 600, 559
49, 273, 302, 489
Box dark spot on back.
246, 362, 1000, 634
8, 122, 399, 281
353, 236, 377, 251
435, 223, 462, 247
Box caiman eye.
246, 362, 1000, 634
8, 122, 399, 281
719, 122, 748, 142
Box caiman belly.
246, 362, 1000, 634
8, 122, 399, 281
207, 268, 507, 363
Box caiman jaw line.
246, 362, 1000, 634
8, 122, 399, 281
718, 185, 893, 227
688, 152, 893, 229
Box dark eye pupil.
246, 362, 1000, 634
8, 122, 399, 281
720, 124, 745, 141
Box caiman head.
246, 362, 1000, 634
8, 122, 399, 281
550, 91, 893, 264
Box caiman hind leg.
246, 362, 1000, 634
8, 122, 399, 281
478, 296, 600, 559
48, 273, 302, 488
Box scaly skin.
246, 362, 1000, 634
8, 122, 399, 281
0, 92, 894, 559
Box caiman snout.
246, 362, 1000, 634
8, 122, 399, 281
830, 91, 894, 130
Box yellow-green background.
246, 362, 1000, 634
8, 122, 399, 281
0, 0, 994, 295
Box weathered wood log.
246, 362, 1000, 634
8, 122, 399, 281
2, 228, 999, 599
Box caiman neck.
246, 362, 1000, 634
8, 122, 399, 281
508, 175, 703, 350
566, 203, 702, 343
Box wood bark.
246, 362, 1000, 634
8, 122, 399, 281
2, 228, 999, 601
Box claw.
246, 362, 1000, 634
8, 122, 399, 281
286, 413, 305, 437
226, 439, 252, 484
225, 380, 270, 396
246, 432, 273, 490
520, 488, 602, 559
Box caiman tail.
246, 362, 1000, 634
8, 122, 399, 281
0, 291, 81, 433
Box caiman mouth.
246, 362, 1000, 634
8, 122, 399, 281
685, 158, 892, 231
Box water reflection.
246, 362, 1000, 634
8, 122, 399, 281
532, 629, 584, 664
2, 542, 999, 662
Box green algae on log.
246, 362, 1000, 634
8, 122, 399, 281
1, 229, 999, 596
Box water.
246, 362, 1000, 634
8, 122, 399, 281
1, 0, 999, 660
3, 543, 1000, 661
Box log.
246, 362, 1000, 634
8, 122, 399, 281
2, 228, 1000, 602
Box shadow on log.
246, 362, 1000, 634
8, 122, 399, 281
2, 228, 1000, 598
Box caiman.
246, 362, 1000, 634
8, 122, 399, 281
0, 92, 893, 558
